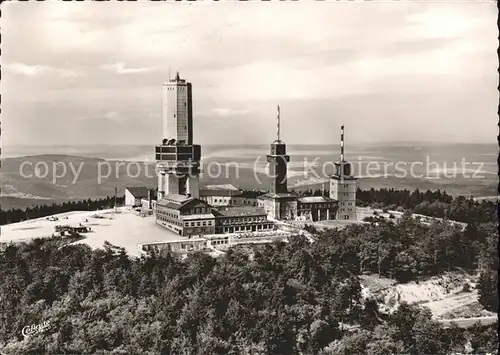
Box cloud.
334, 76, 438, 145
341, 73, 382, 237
1, 1, 496, 146
76, 111, 125, 122
208, 108, 252, 118
100, 62, 157, 74
3, 62, 82, 77
103, 111, 122, 121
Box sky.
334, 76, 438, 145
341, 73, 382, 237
1, 1, 498, 146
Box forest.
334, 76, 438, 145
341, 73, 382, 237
0, 233, 497, 354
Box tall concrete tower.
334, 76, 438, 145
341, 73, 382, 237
155, 72, 201, 200
267, 105, 290, 194
330, 125, 358, 220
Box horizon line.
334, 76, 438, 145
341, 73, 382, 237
2, 141, 496, 148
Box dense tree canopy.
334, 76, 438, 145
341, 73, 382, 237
0, 229, 497, 354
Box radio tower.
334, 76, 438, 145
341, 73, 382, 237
114, 185, 117, 213
329, 125, 358, 220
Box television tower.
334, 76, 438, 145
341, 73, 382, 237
267, 105, 290, 194
329, 125, 358, 220
155, 72, 201, 200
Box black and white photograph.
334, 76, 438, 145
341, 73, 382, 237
0, 1, 498, 354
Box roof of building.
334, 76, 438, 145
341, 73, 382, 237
163, 193, 192, 203
200, 189, 236, 197
330, 174, 358, 181
139, 238, 206, 245
157, 193, 193, 210
182, 214, 215, 221
297, 196, 337, 204
204, 184, 239, 191
125, 187, 150, 198
258, 192, 298, 200
158, 194, 214, 212
213, 206, 267, 218
234, 190, 266, 199
160, 202, 184, 210
199, 184, 240, 197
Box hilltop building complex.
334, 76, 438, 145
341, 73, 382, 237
139, 73, 359, 242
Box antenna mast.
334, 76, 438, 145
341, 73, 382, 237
114, 185, 117, 213
277, 105, 280, 141
340, 125, 345, 162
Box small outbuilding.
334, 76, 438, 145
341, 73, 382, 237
125, 187, 150, 207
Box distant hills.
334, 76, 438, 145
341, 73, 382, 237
1, 153, 496, 211
0, 154, 156, 210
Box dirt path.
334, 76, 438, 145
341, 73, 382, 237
438, 316, 498, 329
423, 292, 479, 318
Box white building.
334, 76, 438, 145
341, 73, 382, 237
162, 72, 193, 145
199, 184, 260, 207
156, 72, 201, 200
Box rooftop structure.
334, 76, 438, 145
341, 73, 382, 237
213, 206, 267, 217
125, 187, 155, 207
200, 187, 240, 198
157, 194, 209, 211
203, 184, 239, 191
297, 196, 337, 204
161, 193, 193, 204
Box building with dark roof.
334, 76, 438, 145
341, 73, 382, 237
125, 187, 152, 207
296, 196, 338, 221
212, 206, 274, 234
156, 194, 215, 236
155, 195, 273, 236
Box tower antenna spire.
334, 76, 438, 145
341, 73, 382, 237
340, 125, 345, 162
114, 185, 117, 213
277, 105, 280, 141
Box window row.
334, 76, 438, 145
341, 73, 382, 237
220, 216, 265, 224
157, 216, 182, 226
339, 208, 354, 212
184, 220, 214, 227
300, 203, 334, 209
